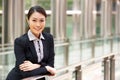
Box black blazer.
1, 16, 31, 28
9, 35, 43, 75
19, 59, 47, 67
6, 32, 55, 80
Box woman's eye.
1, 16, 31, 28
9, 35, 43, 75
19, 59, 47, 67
40, 20, 44, 22
32, 20, 36, 22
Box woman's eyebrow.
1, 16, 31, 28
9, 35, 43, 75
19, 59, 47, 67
32, 17, 45, 20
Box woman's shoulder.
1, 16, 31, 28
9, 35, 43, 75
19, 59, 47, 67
14, 33, 28, 44
42, 32, 53, 39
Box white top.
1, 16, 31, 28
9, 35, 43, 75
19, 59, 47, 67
27, 30, 45, 62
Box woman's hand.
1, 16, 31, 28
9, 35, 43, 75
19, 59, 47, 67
45, 66, 56, 76
19, 61, 41, 71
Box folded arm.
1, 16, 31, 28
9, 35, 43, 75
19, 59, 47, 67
14, 38, 48, 78
14, 38, 56, 78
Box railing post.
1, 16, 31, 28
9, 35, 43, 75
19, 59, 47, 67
110, 55, 115, 80
104, 57, 110, 80
64, 39, 69, 66
75, 66, 82, 80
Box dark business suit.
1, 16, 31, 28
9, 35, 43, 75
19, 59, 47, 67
6, 32, 55, 80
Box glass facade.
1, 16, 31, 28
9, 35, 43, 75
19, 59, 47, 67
0, 0, 120, 80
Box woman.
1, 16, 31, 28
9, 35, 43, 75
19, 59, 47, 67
6, 5, 56, 80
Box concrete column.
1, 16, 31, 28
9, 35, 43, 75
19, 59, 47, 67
84, 0, 89, 38
13, 0, 25, 39
72, 0, 80, 40
80, 0, 84, 39
90, 0, 96, 38
3, 0, 25, 44
107, 0, 112, 36
3, 0, 10, 43
51, 0, 66, 40
101, 0, 107, 37
83, 0, 96, 38
101, 0, 112, 37
51, 0, 55, 37
51, 0, 60, 39
115, 0, 120, 35
87, 0, 94, 38
60, 0, 66, 40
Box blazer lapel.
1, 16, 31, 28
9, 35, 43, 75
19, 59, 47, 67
41, 39, 48, 61
26, 36, 38, 62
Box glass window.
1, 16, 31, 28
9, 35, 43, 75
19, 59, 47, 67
112, 0, 116, 11
25, 0, 32, 10
67, 0, 73, 10
112, 14, 115, 35
96, 0, 101, 37
66, 16, 73, 39
36, 0, 51, 10
96, 0, 101, 11
96, 15, 101, 37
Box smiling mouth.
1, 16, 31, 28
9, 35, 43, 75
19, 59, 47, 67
34, 28, 41, 31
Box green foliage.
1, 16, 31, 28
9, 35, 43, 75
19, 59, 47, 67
67, 0, 73, 10
25, 0, 73, 10
25, 0, 32, 10
36, 0, 50, 10
96, 15, 101, 37
112, 15, 115, 34
25, 0, 51, 10
66, 16, 73, 39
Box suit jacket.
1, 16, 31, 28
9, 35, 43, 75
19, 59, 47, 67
6, 32, 55, 80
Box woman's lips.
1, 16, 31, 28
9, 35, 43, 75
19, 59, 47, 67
34, 28, 41, 31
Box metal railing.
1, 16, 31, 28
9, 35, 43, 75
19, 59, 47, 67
0, 36, 120, 80
22, 53, 117, 80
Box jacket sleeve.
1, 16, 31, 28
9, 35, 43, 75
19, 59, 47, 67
46, 34, 55, 67
14, 38, 48, 78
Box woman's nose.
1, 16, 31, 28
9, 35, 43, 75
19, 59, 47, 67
36, 22, 41, 27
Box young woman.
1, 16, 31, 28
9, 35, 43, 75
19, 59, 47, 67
6, 5, 56, 80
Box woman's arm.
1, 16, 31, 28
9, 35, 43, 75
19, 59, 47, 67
14, 38, 48, 78
19, 61, 40, 71
19, 60, 56, 76
18, 34, 56, 76
44, 34, 56, 75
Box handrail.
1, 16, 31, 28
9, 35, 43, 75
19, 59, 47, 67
55, 42, 69, 47
0, 35, 119, 52
22, 53, 117, 80
56, 53, 116, 73
0, 51, 14, 55
70, 36, 119, 45
0, 47, 13, 51
0, 43, 13, 47
0, 35, 119, 50
22, 75, 48, 80
0, 36, 119, 80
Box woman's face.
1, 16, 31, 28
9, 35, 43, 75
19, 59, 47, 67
28, 11, 46, 38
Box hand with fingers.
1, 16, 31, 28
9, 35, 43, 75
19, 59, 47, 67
19, 61, 41, 71
45, 66, 56, 76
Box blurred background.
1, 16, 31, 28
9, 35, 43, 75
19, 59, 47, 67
0, 0, 120, 80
